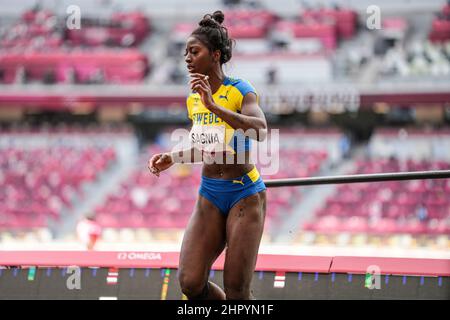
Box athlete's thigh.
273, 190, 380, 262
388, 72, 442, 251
223, 191, 266, 291
179, 194, 227, 283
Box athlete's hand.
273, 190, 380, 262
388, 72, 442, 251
190, 73, 215, 109
148, 153, 174, 177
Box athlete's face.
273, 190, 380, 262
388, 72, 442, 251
184, 36, 219, 75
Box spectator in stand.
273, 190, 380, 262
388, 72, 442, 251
76, 213, 102, 250
266, 65, 278, 85
416, 202, 428, 222
339, 133, 352, 159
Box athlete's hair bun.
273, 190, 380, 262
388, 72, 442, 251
211, 10, 225, 25
199, 10, 225, 28
198, 16, 217, 28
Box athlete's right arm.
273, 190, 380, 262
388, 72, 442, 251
170, 146, 204, 164
148, 147, 203, 177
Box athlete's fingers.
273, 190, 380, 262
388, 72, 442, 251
190, 79, 204, 89
149, 163, 160, 176
149, 154, 161, 167
190, 77, 209, 86
189, 72, 204, 77
200, 82, 210, 92
158, 153, 170, 163
149, 157, 156, 168
148, 159, 157, 171
148, 163, 159, 176
189, 73, 208, 80
194, 81, 210, 92
189, 77, 207, 84
191, 79, 209, 90
193, 83, 209, 95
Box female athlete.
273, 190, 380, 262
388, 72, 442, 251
148, 10, 268, 300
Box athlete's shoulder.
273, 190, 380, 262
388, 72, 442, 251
224, 76, 257, 97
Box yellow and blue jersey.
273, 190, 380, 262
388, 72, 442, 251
188, 76, 267, 214
186, 76, 257, 154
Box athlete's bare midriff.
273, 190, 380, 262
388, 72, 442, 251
201, 151, 255, 179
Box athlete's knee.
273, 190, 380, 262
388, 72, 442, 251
178, 272, 208, 299
224, 282, 251, 300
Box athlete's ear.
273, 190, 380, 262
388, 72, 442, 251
212, 49, 221, 63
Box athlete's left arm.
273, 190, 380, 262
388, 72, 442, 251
209, 92, 267, 142
190, 73, 267, 141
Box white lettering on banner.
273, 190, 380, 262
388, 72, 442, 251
117, 253, 127, 260
259, 86, 360, 114
117, 252, 162, 260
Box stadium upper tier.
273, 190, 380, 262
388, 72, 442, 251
0, 8, 150, 84
1, 3, 449, 88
